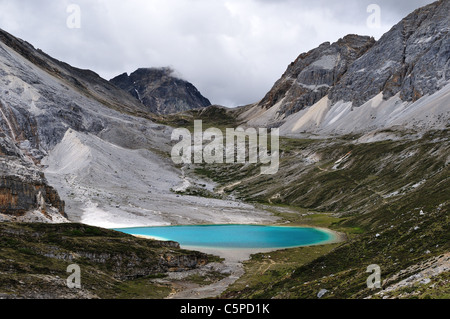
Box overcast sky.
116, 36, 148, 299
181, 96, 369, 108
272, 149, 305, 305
0, 0, 436, 107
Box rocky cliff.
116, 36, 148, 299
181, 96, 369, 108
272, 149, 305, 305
0, 27, 173, 222
0, 223, 211, 298
258, 34, 375, 120
0, 132, 66, 222
239, 0, 449, 135
110, 67, 211, 115
329, 0, 450, 105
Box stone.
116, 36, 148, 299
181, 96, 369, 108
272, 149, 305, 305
110, 68, 211, 115
317, 289, 329, 299
241, 0, 450, 132
257, 34, 375, 119
329, 0, 450, 106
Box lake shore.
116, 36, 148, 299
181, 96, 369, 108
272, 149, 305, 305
128, 225, 345, 299
130, 224, 344, 262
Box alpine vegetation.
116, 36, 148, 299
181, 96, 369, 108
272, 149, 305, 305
171, 120, 280, 175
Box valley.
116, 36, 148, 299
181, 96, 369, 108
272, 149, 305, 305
0, 0, 449, 300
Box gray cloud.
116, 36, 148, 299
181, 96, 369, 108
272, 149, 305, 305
0, 0, 436, 107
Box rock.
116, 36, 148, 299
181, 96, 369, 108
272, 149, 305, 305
110, 68, 211, 115
329, 0, 450, 106
420, 278, 431, 285
257, 34, 375, 119
317, 289, 329, 299
239, 0, 450, 135
0, 135, 65, 221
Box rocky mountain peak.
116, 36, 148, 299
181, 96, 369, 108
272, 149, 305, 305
329, 0, 450, 106
257, 34, 375, 120
241, 0, 449, 133
110, 67, 211, 115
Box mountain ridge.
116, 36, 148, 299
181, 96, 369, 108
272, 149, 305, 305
0, 25, 273, 227
110, 67, 211, 115
238, 0, 449, 136
0, 28, 154, 121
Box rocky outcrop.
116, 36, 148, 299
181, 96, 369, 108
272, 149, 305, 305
110, 68, 211, 115
0, 140, 65, 222
0, 175, 65, 217
0, 132, 65, 221
0, 222, 210, 279
0, 27, 174, 221
161, 252, 208, 272
0, 223, 212, 298
329, 0, 450, 106
72, 249, 208, 280
240, 0, 449, 133
258, 35, 375, 118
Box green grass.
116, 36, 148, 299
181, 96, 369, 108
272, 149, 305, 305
184, 272, 229, 286
109, 277, 173, 299
158, 106, 240, 133
0, 223, 220, 299
195, 130, 450, 299
223, 243, 342, 299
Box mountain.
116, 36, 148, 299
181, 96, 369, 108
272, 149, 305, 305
110, 67, 211, 115
239, 0, 449, 136
255, 34, 376, 120
0, 28, 271, 227
0, 27, 163, 223
0, 26, 268, 299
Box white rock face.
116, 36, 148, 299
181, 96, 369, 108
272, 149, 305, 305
278, 83, 450, 138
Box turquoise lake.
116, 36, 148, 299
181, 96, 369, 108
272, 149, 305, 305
114, 225, 335, 249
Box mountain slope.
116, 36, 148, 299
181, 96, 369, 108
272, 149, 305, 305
0, 27, 273, 227
239, 0, 449, 136
189, 130, 449, 299
0, 27, 169, 222
110, 68, 211, 115
0, 29, 154, 121
256, 35, 375, 122
329, 0, 450, 105
0, 222, 211, 299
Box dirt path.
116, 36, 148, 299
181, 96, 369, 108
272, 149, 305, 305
165, 261, 245, 299
163, 246, 285, 299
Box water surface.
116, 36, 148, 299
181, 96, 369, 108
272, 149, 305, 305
114, 224, 335, 249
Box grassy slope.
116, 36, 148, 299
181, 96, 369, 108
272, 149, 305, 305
187, 126, 449, 299
0, 223, 217, 299
2, 105, 448, 299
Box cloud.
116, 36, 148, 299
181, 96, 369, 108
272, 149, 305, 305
0, 0, 436, 107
